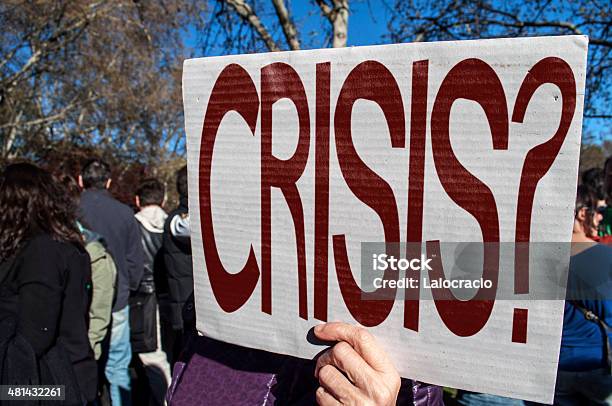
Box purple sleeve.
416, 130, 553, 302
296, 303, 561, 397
412, 381, 444, 406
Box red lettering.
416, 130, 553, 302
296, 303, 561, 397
333, 61, 405, 327
429, 58, 508, 336
200, 56, 575, 335
404, 60, 429, 331
513, 58, 576, 294
314, 62, 331, 321
261, 62, 310, 319
200, 64, 261, 312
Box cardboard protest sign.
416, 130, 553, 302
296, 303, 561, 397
182, 36, 588, 403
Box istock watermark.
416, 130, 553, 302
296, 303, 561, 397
372, 275, 493, 290
358, 242, 605, 301
372, 253, 433, 272
368, 247, 493, 292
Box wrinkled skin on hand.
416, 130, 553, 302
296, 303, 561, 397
314, 322, 401, 406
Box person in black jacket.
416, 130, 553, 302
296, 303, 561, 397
78, 159, 144, 406
132, 178, 171, 406
0, 162, 97, 404
161, 165, 192, 367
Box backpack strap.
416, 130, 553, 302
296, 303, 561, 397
570, 301, 612, 374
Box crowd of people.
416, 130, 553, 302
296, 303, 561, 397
0, 159, 406, 406
0, 160, 187, 406
0, 156, 610, 406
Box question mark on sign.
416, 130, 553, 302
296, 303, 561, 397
511, 57, 576, 344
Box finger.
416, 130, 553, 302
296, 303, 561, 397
315, 341, 373, 389
314, 322, 395, 373
315, 387, 341, 406
318, 364, 365, 404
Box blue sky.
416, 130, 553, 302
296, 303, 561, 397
186, 1, 608, 142
291, 0, 390, 47
187, 0, 393, 53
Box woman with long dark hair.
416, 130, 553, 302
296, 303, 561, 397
0, 162, 97, 404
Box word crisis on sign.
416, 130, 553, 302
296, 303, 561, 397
183, 36, 587, 403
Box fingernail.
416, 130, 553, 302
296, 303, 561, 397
314, 324, 324, 333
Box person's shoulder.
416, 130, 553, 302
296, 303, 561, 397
115, 199, 135, 215
591, 243, 612, 258
167, 206, 188, 221
79, 188, 95, 201
86, 239, 107, 259
164, 208, 179, 225
164, 207, 188, 234
165, 211, 181, 223
570, 243, 612, 286
98, 193, 136, 219
84, 189, 132, 211
572, 243, 612, 266
20, 234, 87, 278
46, 237, 87, 262
26, 233, 72, 253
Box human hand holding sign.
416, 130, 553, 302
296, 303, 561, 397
314, 322, 401, 405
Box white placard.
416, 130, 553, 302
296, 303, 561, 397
182, 36, 588, 403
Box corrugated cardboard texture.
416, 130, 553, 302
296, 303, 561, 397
182, 36, 588, 403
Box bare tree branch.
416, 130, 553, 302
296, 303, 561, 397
0, 0, 207, 163
271, 0, 300, 50
388, 0, 611, 134
1, 2, 108, 91
316, 0, 333, 20
584, 114, 612, 119
331, 0, 349, 48
225, 0, 281, 51
2, 110, 22, 157
0, 94, 95, 130
316, 0, 349, 47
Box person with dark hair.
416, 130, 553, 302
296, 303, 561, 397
552, 184, 612, 405
0, 163, 97, 404
582, 167, 606, 203
136, 178, 166, 209
81, 158, 112, 189
132, 178, 171, 406
60, 174, 117, 364
161, 165, 192, 367
60, 173, 118, 403
601, 157, 612, 239
79, 158, 144, 406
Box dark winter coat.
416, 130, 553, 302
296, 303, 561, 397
0, 233, 98, 403
161, 198, 193, 330
79, 188, 144, 312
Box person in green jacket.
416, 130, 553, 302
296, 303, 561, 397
59, 174, 118, 361
82, 226, 117, 360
